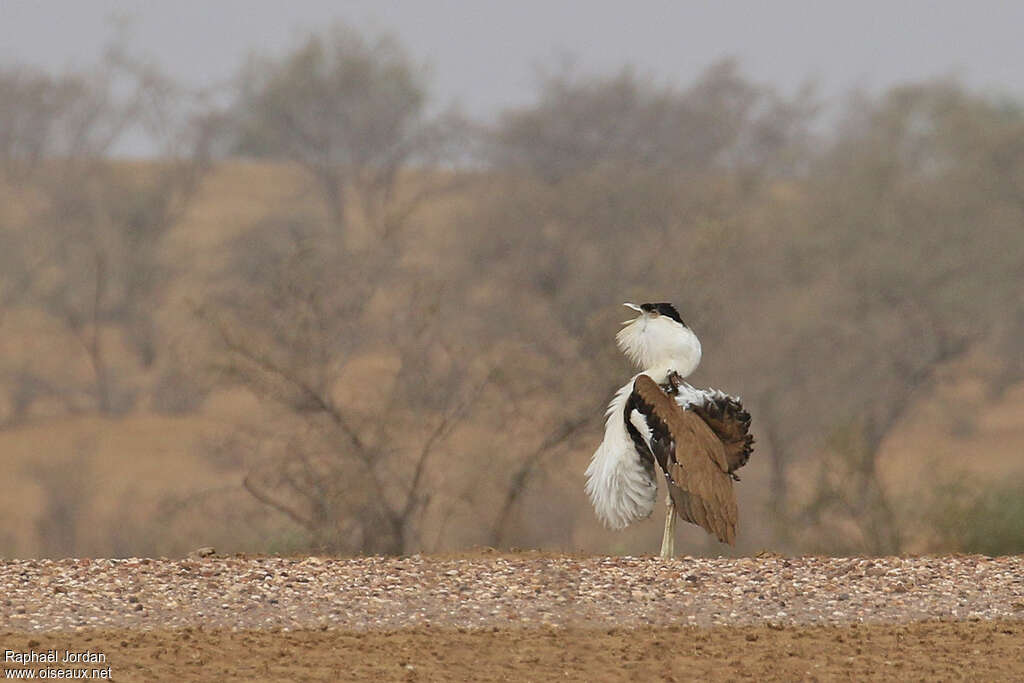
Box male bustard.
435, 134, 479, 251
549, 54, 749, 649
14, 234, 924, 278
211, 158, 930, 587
584, 303, 753, 557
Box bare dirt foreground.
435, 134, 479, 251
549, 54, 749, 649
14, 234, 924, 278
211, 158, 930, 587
2, 553, 1023, 681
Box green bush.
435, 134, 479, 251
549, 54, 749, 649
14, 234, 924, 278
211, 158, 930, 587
930, 476, 1024, 556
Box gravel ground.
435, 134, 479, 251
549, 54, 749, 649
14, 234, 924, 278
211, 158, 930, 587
3, 553, 1023, 632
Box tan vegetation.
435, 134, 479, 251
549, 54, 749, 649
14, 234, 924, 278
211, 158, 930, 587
1, 25, 1023, 559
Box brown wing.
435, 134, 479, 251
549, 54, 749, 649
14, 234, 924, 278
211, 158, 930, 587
629, 375, 738, 545
689, 393, 754, 475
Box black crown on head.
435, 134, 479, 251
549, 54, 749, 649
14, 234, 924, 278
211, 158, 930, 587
640, 302, 685, 327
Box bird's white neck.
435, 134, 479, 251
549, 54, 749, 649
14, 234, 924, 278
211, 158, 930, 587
616, 315, 702, 378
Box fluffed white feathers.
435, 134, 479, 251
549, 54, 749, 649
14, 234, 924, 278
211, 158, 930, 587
584, 373, 658, 530
615, 305, 702, 377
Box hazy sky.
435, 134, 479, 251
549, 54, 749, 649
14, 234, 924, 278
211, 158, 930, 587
3, 1, 1023, 124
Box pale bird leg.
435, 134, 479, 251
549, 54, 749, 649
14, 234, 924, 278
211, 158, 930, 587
660, 494, 676, 558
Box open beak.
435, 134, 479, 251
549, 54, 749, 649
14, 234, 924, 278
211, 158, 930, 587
622, 302, 643, 324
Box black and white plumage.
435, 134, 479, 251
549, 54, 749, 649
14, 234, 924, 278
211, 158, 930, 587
584, 302, 753, 557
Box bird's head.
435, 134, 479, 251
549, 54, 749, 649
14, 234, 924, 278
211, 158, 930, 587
616, 302, 702, 376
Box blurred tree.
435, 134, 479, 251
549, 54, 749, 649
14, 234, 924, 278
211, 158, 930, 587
231, 24, 460, 237
0, 66, 128, 182
199, 214, 492, 553
768, 81, 1024, 553
0, 54, 218, 415
488, 59, 815, 185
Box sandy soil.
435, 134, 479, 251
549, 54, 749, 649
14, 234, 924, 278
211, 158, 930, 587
2, 621, 1023, 681
2, 553, 1023, 681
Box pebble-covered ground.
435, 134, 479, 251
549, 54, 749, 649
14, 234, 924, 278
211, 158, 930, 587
2, 553, 1023, 632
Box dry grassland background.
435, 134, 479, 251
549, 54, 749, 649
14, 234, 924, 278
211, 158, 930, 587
1, 25, 1023, 562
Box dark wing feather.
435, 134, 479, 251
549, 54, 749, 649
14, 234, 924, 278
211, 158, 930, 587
689, 393, 754, 475
629, 375, 738, 545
